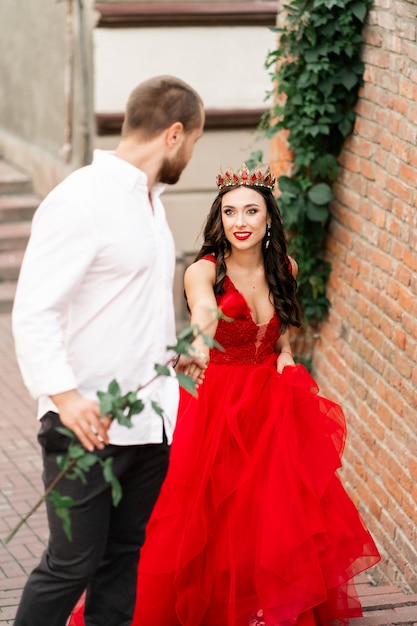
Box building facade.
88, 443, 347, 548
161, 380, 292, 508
0, 0, 276, 254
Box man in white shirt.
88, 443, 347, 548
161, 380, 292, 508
12, 75, 205, 626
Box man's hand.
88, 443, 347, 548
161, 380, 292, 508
50, 389, 111, 452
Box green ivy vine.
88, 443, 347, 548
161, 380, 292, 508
256, 0, 372, 327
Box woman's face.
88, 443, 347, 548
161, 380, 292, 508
221, 186, 270, 250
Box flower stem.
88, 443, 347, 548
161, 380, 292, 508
3, 312, 223, 544
3, 458, 78, 545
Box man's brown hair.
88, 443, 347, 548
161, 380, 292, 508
122, 75, 204, 138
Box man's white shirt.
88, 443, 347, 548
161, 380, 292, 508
12, 150, 179, 445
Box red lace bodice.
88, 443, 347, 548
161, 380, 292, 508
201, 256, 281, 365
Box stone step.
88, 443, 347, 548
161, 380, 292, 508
0, 159, 38, 315
0, 281, 16, 314
0, 193, 39, 222
351, 577, 417, 625
0, 160, 33, 195
0, 250, 24, 281
0, 222, 31, 252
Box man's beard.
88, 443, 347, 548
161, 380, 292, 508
158, 153, 186, 185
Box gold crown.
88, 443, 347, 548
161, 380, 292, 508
216, 163, 276, 191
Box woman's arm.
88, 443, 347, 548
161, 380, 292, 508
276, 254, 298, 373
276, 329, 295, 373
176, 259, 218, 380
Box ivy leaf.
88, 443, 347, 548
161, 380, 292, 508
154, 363, 171, 377
245, 150, 263, 169
211, 339, 225, 352
56, 507, 73, 542
108, 379, 121, 397
47, 490, 76, 509
101, 458, 122, 506
168, 339, 192, 357
339, 116, 354, 137
351, 1, 368, 22
338, 69, 358, 90
278, 175, 302, 195
126, 392, 138, 405
66, 465, 88, 484
113, 408, 132, 428
174, 326, 196, 344
128, 399, 145, 415
312, 154, 339, 180
307, 183, 333, 205
151, 400, 164, 418
102, 458, 115, 484
200, 334, 218, 349
76, 453, 99, 472
176, 373, 198, 397
68, 445, 87, 460
110, 477, 123, 507
306, 201, 330, 222
55, 426, 76, 440
56, 455, 70, 471
97, 391, 115, 418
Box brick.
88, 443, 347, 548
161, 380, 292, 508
386, 176, 413, 203
355, 96, 382, 121
388, 91, 411, 116
360, 159, 376, 180
383, 32, 403, 53
366, 182, 393, 211
403, 247, 417, 272
395, 264, 412, 287
396, 283, 414, 313
399, 77, 417, 100
396, 2, 417, 18
397, 17, 417, 41
398, 118, 417, 143
399, 161, 417, 187
370, 248, 394, 274
377, 68, 400, 94
339, 150, 360, 172
365, 47, 391, 69
402, 39, 417, 63
375, 9, 397, 30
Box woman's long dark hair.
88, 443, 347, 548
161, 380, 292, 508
194, 186, 302, 332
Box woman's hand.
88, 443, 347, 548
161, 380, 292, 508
176, 352, 208, 387
277, 350, 295, 374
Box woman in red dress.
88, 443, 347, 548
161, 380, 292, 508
70, 164, 380, 626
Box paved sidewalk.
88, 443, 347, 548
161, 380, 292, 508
1, 312, 417, 625
0, 314, 47, 623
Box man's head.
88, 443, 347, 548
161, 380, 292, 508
121, 75, 205, 185
122, 75, 204, 138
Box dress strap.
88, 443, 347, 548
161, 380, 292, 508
201, 254, 216, 264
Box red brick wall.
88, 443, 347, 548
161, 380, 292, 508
311, 0, 417, 593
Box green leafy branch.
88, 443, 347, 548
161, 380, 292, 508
3, 313, 226, 545
257, 0, 372, 326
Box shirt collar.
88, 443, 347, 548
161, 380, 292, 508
92, 149, 165, 198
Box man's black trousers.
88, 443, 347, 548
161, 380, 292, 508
13, 412, 170, 626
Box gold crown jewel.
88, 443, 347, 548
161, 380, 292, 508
216, 163, 276, 191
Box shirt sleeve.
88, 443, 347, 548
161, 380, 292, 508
12, 184, 98, 399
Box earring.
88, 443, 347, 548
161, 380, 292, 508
265, 224, 271, 249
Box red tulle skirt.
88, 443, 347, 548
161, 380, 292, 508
69, 361, 380, 626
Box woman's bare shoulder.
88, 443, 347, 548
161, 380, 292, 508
185, 257, 217, 282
